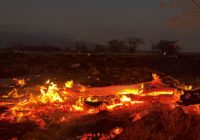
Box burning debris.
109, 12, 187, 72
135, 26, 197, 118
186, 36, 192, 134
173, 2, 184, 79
79, 127, 123, 140
0, 73, 200, 139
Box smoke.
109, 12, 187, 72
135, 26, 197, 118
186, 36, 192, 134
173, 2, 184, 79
161, 0, 200, 37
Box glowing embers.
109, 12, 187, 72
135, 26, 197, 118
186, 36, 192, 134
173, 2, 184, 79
119, 85, 144, 95
183, 104, 200, 115
40, 81, 63, 103
38, 80, 75, 103
2, 88, 23, 98
120, 95, 131, 102
79, 127, 123, 140
71, 98, 84, 111
0, 73, 180, 128
152, 73, 160, 81
105, 95, 144, 111
85, 96, 98, 102
0, 80, 76, 125
13, 78, 26, 86
65, 80, 73, 88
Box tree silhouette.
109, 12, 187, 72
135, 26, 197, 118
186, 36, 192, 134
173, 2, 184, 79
74, 41, 88, 53
107, 39, 126, 53
6, 41, 61, 52
152, 40, 180, 55
94, 44, 107, 53
126, 38, 144, 53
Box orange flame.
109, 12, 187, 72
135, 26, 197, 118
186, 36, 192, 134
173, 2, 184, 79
120, 95, 131, 102
0, 73, 186, 128
65, 80, 73, 88
17, 79, 26, 86
39, 81, 63, 103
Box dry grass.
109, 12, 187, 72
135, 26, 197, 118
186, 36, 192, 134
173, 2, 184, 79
15, 104, 200, 140
119, 107, 200, 140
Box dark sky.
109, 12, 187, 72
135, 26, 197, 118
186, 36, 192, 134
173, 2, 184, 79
0, 0, 199, 51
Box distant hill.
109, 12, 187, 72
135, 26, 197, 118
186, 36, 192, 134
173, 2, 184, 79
0, 24, 73, 47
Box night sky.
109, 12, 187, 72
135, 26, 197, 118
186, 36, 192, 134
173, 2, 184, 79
0, 0, 199, 51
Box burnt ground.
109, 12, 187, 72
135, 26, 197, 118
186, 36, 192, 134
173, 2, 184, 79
0, 52, 200, 87
1, 52, 200, 140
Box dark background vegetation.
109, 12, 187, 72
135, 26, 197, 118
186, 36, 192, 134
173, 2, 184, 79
0, 37, 198, 87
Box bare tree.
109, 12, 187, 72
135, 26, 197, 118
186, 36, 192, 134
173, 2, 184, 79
152, 40, 180, 56
107, 39, 126, 53
190, 0, 200, 8
94, 44, 107, 53
126, 38, 144, 53
74, 41, 88, 53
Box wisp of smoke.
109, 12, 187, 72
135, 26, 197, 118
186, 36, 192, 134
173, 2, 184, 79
162, 0, 200, 33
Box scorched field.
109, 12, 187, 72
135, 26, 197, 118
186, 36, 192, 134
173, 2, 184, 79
0, 52, 200, 140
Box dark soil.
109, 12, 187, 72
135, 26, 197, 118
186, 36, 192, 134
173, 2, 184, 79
0, 52, 200, 87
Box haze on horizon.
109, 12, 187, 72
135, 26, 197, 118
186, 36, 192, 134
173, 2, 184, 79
0, 0, 199, 52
